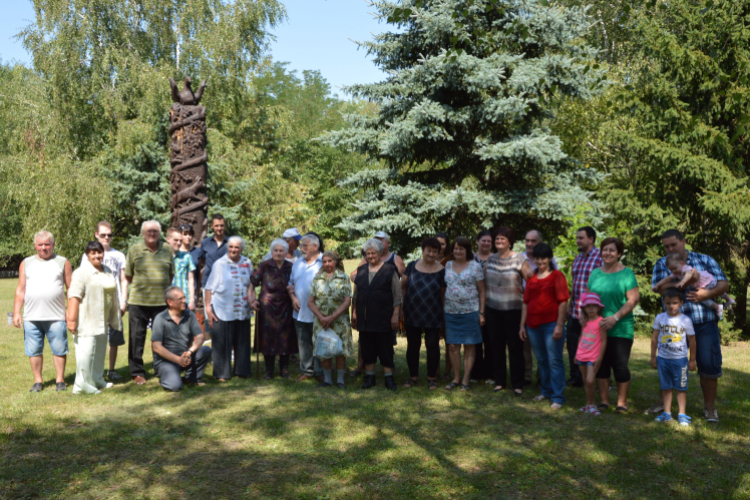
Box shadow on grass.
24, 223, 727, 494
2, 346, 750, 500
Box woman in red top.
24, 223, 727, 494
519, 243, 570, 408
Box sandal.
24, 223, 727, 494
460, 384, 470, 392
587, 405, 601, 416
597, 403, 610, 411
550, 403, 563, 409
678, 414, 692, 427
654, 412, 672, 423
513, 389, 522, 397
445, 381, 460, 391
428, 380, 438, 390
493, 386, 504, 393
533, 395, 547, 402
442, 373, 452, 382
615, 406, 629, 413
280, 370, 291, 379
404, 378, 417, 388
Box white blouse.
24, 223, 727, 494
68, 265, 122, 337
205, 255, 253, 322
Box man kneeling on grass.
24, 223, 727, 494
650, 288, 696, 426
152, 286, 212, 391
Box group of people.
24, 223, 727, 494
12, 218, 730, 424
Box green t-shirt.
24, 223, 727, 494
125, 241, 175, 307
587, 267, 638, 340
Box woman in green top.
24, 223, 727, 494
586, 237, 640, 413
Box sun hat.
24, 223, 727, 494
282, 228, 302, 241
580, 292, 604, 308
374, 231, 389, 239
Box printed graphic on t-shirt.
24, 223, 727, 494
653, 313, 694, 360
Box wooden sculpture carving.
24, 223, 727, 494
169, 77, 208, 244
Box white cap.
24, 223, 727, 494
374, 231, 389, 240
282, 228, 302, 241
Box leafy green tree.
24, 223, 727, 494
320, 0, 607, 254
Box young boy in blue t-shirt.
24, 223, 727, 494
650, 288, 696, 426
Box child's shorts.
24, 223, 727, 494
657, 357, 689, 391
576, 360, 595, 366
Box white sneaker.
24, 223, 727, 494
105, 382, 114, 389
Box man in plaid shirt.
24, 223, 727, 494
566, 226, 603, 387
651, 229, 728, 423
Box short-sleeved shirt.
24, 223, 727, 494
576, 317, 603, 363
125, 241, 175, 307
444, 260, 484, 315
200, 236, 228, 287
652, 251, 727, 325
523, 270, 569, 329
68, 265, 122, 337
81, 248, 126, 306
289, 255, 323, 323
653, 312, 695, 360
151, 309, 202, 365
205, 255, 253, 322
588, 267, 639, 339
172, 251, 197, 299
484, 253, 525, 311
569, 248, 603, 319
403, 260, 446, 328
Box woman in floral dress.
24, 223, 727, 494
250, 239, 298, 380
308, 250, 353, 389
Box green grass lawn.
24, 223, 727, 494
2, 270, 750, 499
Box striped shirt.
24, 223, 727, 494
484, 253, 526, 311
652, 251, 727, 325
125, 241, 175, 306
172, 251, 196, 300
569, 247, 603, 319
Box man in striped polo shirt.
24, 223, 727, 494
125, 221, 175, 385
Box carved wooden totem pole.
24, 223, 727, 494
169, 76, 208, 244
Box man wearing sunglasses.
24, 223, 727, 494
80, 221, 128, 381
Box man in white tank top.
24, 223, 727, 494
13, 230, 73, 392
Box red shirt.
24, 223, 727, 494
523, 270, 570, 329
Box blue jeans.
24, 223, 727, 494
24, 320, 68, 357
527, 322, 566, 404
693, 320, 722, 379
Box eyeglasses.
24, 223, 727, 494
144, 230, 160, 234
99, 233, 113, 238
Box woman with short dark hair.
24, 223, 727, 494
66, 241, 122, 394
444, 237, 485, 391
519, 243, 569, 408
401, 237, 446, 389
586, 237, 640, 413
485, 226, 532, 395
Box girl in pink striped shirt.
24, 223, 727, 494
576, 292, 607, 416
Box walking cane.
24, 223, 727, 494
254, 310, 260, 380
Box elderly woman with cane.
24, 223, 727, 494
250, 239, 298, 380
308, 250, 353, 389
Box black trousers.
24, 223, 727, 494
486, 307, 525, 390
212, 319, 251, 379
360, 330, 395, 369
264, 354, 290, 375
405, 326, 440, 378
596, 337, 633, 383
566, 318, 583, 384
470, 323, 494, 380
128, 304, 167, 378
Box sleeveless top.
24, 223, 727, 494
354, 262, 397, 333
23, 254, 68, 321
